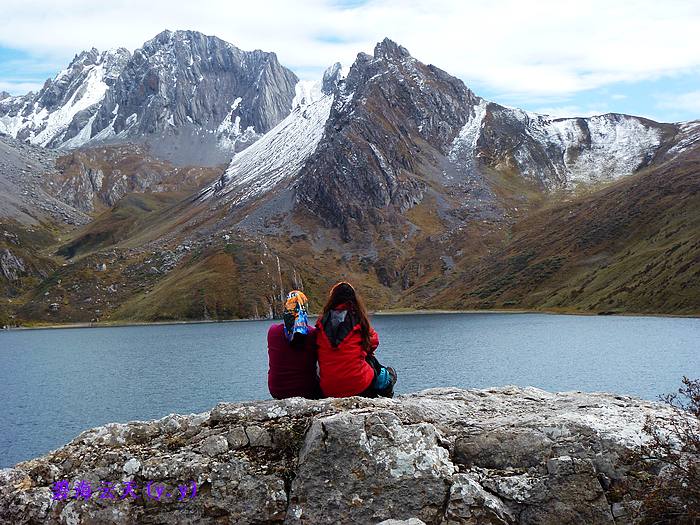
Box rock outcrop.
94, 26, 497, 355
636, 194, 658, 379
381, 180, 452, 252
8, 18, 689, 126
0, 387, 673, 524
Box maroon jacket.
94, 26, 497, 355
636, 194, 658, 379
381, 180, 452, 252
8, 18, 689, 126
267, 324, 320, 399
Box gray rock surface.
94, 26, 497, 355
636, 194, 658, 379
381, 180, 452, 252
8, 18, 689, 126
0, 133, 90, 225
0, 386, 673, 524
0, 248, 26, 280
92, 30, 298, 166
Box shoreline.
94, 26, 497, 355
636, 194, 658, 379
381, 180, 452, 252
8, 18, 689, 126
3, 307, 698, 331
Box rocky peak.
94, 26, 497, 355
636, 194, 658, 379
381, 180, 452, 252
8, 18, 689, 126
373, 37, 411, 60
140, 29, 236, 61
0, 91, 10, 100
146, 28, 175, 45
0, 30, 297, 162
321, 62, 346, 94
294, 39, 480, 239
70, 47, 101, 68
0, 387, 676, 524
34, 48, 103, 110
99, 48, 131, 84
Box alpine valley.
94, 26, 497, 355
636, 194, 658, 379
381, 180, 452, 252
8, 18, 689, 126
0, 30, 698, 325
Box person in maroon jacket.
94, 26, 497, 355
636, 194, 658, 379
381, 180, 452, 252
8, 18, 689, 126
267, 290, 321, 399
316, 282, 397, 398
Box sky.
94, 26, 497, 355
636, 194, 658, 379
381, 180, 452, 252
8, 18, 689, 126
0, 0, 699, 123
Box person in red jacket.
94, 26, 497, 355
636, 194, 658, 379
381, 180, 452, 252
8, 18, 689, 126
316, 282, 397, 398
267, 290, 321, 399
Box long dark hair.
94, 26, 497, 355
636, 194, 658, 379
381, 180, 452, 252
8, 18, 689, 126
321, 282, 372, 352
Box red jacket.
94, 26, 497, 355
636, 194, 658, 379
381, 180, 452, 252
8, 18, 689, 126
267, 324, 320, 399
316, 308, 379, 397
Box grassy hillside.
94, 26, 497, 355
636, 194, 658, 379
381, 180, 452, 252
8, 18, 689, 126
417, 145, 700, 315
5, 140, 699, 324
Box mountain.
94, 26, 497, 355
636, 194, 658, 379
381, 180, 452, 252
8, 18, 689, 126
197, 38, 690, 244
1, 36, 698, 324
0, 48, 130, 148
411, 136, 700, 315
0, 30, 298, 165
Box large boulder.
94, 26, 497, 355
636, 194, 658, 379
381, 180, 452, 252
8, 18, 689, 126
0, 387, 673, 524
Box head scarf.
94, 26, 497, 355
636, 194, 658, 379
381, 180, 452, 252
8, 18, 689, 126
283, 290, 310, 342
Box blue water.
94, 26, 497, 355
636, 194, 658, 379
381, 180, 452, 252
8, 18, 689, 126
1, 313, 698, 467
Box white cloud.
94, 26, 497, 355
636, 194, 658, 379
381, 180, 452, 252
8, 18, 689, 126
0, 0, 698, 101
0, 80, 44, 95
531, 105, 611, 118
656, 90, 700, 115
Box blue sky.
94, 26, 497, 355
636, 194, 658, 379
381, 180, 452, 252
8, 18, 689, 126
1, 0, 698, 123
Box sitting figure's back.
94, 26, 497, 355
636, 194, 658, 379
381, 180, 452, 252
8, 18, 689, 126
316, 282, 396, 398
267, 290, 320, 399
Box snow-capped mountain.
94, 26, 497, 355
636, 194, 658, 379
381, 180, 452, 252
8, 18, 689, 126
3, 37, 698, 323
0, 48, 130, 148
0, 30, 298, 165
1, 34, 695, 237
467, 105, 675, 188
201, 38, 690, 240
88, 30, 298, 165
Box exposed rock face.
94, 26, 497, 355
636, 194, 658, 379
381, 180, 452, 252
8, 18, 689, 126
0, 248, 26, 280
473, 107, 676, 189
0, 387, 674, 524
0, 30, 298, 165
202, 38, 689, 244
295, 40, 683, 238
53, 144, 223, 212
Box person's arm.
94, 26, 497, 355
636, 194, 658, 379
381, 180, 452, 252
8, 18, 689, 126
307, 328, 319, 359
369, 328, 379, 353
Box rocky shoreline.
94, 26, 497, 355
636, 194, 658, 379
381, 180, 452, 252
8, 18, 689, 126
0, 387, 675, 524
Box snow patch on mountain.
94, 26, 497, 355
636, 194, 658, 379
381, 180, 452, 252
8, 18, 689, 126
667, 120, 700, 156
449, 102, 664, 187
292, 80, 324, 109
523, 113, 662, 184
215, 97, 259, 150
60, 113, 97, 149
200, 93, 334, 206
449, 99, 488, 173
0, 63, 108, 147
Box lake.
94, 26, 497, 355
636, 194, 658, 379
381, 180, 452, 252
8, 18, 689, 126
1, 312, 698, 467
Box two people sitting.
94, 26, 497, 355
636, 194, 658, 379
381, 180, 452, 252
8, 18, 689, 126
267, 282, 397, 399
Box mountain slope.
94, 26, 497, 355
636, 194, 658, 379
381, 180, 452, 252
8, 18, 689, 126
0, 134, 89, 225
416, 141, 700, 315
